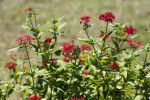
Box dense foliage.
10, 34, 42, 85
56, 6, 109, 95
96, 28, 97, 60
0, 8, 150, 100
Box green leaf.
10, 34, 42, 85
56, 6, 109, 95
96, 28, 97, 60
57, 60, 66, 71
122, 69, 127, 78
112, 38, 119, 51
78, 38, 93, 44
50, 18, 58, 24
145, 73, 150, 78
35, 69, 49, 76
145, 43, 150, 52
98, 28, 105, 34
37, 32, 44, 39
55, 50, 62, 56
116, 83, 123, 89
58, 23, 66, 30
27, 23, 32, 29
8, 88, 14, 95
39, 22, 49, 30
8, 47, 21, 51
134, 95, 143, 100
58, 15, 65, 21
86, 75, 94, 79
129, 34, 138, 39
79, 29, 85, 34
56, 78, 67, 84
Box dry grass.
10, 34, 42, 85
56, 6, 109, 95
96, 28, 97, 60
0, 0, 150, 99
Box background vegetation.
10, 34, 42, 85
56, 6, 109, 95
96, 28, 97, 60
0, 0, 150, 99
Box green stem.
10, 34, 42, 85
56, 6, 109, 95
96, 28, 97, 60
34, 14, 37, 27
29, 19, 34, 28
24, 43, 36, 96
85, 29, 99, 59
135, 53, 148, 97
120, 35, 128, 50
100, 21, 108, 58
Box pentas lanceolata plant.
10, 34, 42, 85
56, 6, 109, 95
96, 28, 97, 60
0, 9, 150, 100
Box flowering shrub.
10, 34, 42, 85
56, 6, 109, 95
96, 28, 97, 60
0, 8, 150, 100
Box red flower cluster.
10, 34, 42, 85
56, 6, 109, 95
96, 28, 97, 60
23, 66, 28, 70
80, 16, 91, 24
25, 8, 32, 12
61, 42, 71, 46
28, 96, 43, 100
42, 59, 58, 66
5, 62, 16, 69
127, 40, 142, 47
81, 70, 88, 75
99, 33, 110, 38
62, 44, 73, 57
44, 38, 52, 44
80, 60, 85, 65
108, 62, 117, 68
104, 53, 108, 56
124, 26, 136, 35
81, 44, 91, 51
144, 70, 148, 75
145, 28, 148, 31
70, 40, 75, 43
62, 41, 81, 63
16, 35, 34, 43
99, 12, 115, 23
69, 97, 85, 100
9, 53, 17, 58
